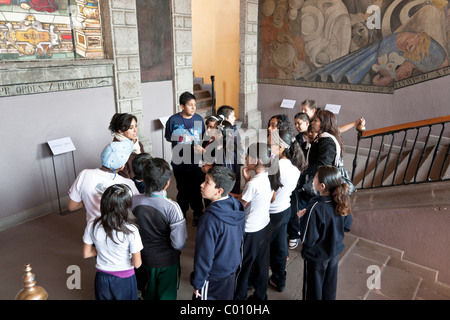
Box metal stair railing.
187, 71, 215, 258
351, 115, 450, 190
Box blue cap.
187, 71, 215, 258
101, 140, 133, 170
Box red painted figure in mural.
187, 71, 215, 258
0, 0, 58, 13
27, 0, 58, 13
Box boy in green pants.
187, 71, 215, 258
132, 158, 188, 300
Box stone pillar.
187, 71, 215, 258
171, 0, 194, 113
239, 0, 261, 130
101, 0, 152, 154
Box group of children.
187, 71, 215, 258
72, 92, 358, 301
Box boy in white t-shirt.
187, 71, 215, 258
235, 142, 279, 300
68, 140, 140, 223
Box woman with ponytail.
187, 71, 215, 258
297, 165, 352, 300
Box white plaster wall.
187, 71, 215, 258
141, 81, 174, 163
0, 86, 116, 227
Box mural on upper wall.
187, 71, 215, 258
136, 0, 173, 83
258, 0, 450, 93
0, 0, 104, 60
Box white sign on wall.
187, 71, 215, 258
280, 99, 296, 109
325, 104, 341, 114
47, 137, 76, 156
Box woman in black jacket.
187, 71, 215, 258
298, 110, 343, 209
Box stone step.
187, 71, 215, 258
195, 97, 213, 110
354, 236, 424, 300
365, 264, 422, 300
337, 239, 390, 300
269, 233, 450, 300
341, 235, 450, 300
194, 89, 211, 100
415, 279, 450, 300
193, 83, 202, 91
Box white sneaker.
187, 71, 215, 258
289, 239, 299, 249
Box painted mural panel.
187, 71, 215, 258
0, 0, 104, 60
136, 0, 173, 83
258, 0, 450, 93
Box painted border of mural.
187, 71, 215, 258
259, 64, 450, 94
257, 0, 450, 94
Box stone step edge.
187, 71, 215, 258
350, 234, 450, 298
419, 278, 450, 298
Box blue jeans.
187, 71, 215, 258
94, 271, 138, 300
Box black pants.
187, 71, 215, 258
288, 188, 311, 239
269, 208, 291, 288
302, 254, 339, 300
173, 166, 204, 218
235, 223, 272, 300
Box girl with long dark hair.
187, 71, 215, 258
298, 165, 352, 300
82, 184, 143, 300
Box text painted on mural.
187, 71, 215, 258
0, 78, 113, 97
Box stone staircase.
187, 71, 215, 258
270, 233, 450, 300
332, 136, 450, 300
193, 77, 213, 118
268, 134, 450, 300
337, 234, 450, 300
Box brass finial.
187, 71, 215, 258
15, 264, 48, 300
356, 124, 366, 133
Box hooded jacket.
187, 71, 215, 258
190, 195, 245, 290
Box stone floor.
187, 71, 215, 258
1, 180, 449, 301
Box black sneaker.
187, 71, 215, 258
269, 277, 285, 292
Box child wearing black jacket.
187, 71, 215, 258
298, 165, 352, 300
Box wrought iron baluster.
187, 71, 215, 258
403, 128, 420, 184
361, 137, 374, 189
413, 126, 431, 183
381, 133, 395, 187
392, 130, 407, 186
353, 116, 449, 191
426, 123, 446, 181
371, 135, 385, 187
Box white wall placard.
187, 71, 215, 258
325, 104, 341, 114
159, 115, 171, 128
47, 137, 76, 156
280, 99, 296, 109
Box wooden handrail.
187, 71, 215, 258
361, 115, 450, 137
